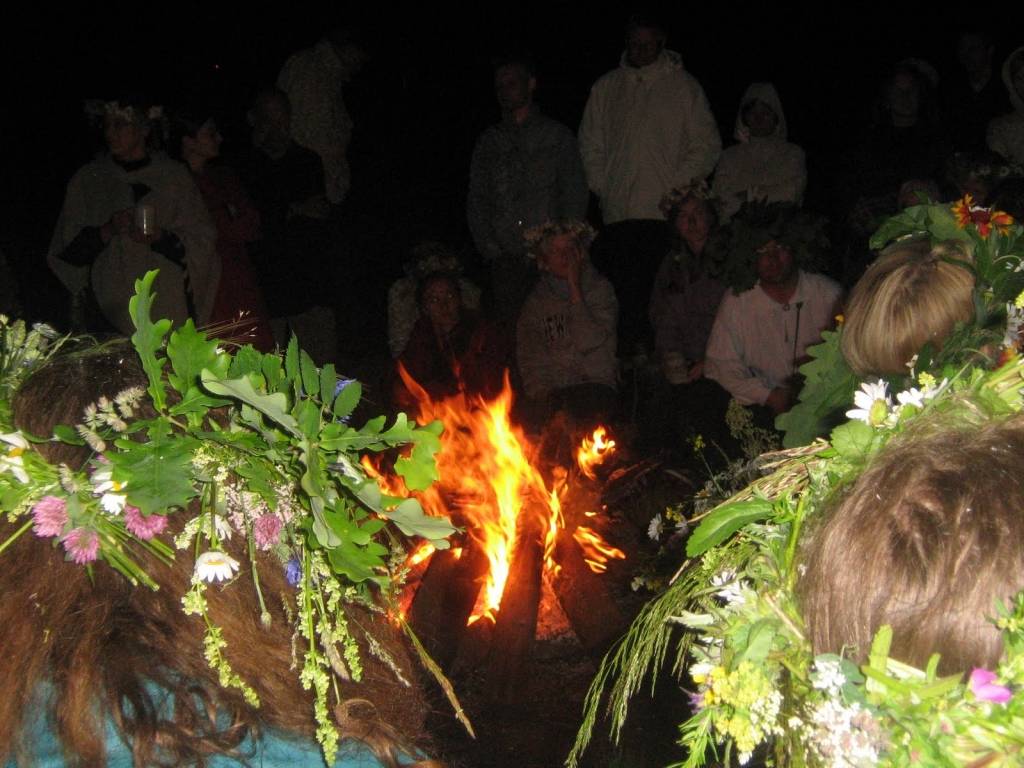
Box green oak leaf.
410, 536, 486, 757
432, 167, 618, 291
128, 270, 171, 411
108, 436, 199, 516
167, 320, 223, 395
200, 369, 300, 437
381, 497, 455, 548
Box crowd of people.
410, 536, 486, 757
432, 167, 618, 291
6, 14, 1024, 767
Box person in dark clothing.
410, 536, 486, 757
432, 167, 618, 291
943, 30, 1010, 153
241, 88, 336, 364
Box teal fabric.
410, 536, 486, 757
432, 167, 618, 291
5, 683, 391, 767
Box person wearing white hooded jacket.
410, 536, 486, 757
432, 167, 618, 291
578, 15, 720, 355
987, 46, 1024, 166
578, 17, 721, 225
712, 83, 807, 222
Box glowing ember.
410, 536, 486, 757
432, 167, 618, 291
573, 525, 626, 573
387, 365, 625, 625
576, 427, 617, 479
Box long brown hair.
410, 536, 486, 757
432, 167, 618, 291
800, 410, 1024, 675
0, 343, 441, 767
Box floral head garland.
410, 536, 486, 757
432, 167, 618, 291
0, 271, 467, 762
659, 181, 715, 219
570, 202, 1024, 767
778, 194, 1021, 448
523, 219, 596, 259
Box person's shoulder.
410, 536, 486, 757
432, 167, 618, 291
801, 270, 841, 296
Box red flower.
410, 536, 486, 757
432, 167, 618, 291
952, 195, 1015, 239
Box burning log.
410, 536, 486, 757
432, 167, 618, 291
550, 527, 627, 655
485, 499, 547, 704
408, 540, 489, 669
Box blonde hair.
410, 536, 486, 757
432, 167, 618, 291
841, 237, 974, 376
800, 411, 1024, 674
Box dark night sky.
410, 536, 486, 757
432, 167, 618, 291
4, 4, 1022, 320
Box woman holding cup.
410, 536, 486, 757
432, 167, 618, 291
48, 96, 219, 334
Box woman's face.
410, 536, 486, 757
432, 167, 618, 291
675, 198, 712, 245
190, 120, 223, 161
105, 115, 149, 162
421, 278, 461, 335
537, 233, 581, 279
888, 72, 920, 122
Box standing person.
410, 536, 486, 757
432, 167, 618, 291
943, 30, 1010, 152
48, 98, 218, 335
705, 212, 842, 418
988, 47, 1024, 166
579, 13, 721, 355
171, 110, 274, 350
242, 89, 336, 365
712, 83, 807, 222
277, 29, 366, 207
468, 53, 589, 333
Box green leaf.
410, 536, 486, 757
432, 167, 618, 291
200, 369, 300, 437
395, 431, 441, 491
299, 350, 319, 398
292, 399, 321, 439
284, 336, 299, 382
830, 420, 875, 461
734, 619, 777, 665
128, 270, 171, 412
686, 498, 773, 557
261, 353, 285, 393
108, 436, 198, 516
167, 321, 220, 396
319, 363, 336, 405
332, 381, 362, 422
228, 344, 265, 380
52, 424, 86, 445
381, 498, 456, 548
777, 330, 858, 448
168, 387, 232, 417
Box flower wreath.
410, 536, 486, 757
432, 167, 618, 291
523, 219, 596, 259
570, 199, 1024, 767
0, 271, 468, 763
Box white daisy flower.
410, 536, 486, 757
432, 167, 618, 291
647, 513, 664, 541
0, 432, 30, 484
845, 380, 891, 426
194, 551, 240, 583
91, 463, 128, 514
896, 387, 925, 409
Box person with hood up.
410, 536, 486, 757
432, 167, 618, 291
579, 14, 720, 356
987, 46, 1024, 166
712, 83, 807, 222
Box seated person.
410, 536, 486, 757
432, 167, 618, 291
387, 242, 481, 359
395, 271, 506, 408
0, 344, 439, 767
705, 209, 842, 417
516, 221, 618, 427
801, 408, 1024, 674
841, 236, 975, 377
649, 185, 725, 385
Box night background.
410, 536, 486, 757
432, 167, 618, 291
4, 6, 1024, 766
6, 4, 1020, 337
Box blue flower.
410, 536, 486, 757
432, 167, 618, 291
285, 556, 302, 587
334, 378, 356, 398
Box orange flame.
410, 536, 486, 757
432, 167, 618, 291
573, 525, 626, 573
383, 365, 625, 625
576, 427, 616, 479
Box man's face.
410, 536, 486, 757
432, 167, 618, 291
626, 26, 663, 68
755, 240, 796, 285
675, 198, 712, 244
743, 101, 779, 138
421, 278, 461, 335
494, 65, 534, 114
105, 115, 149, 162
